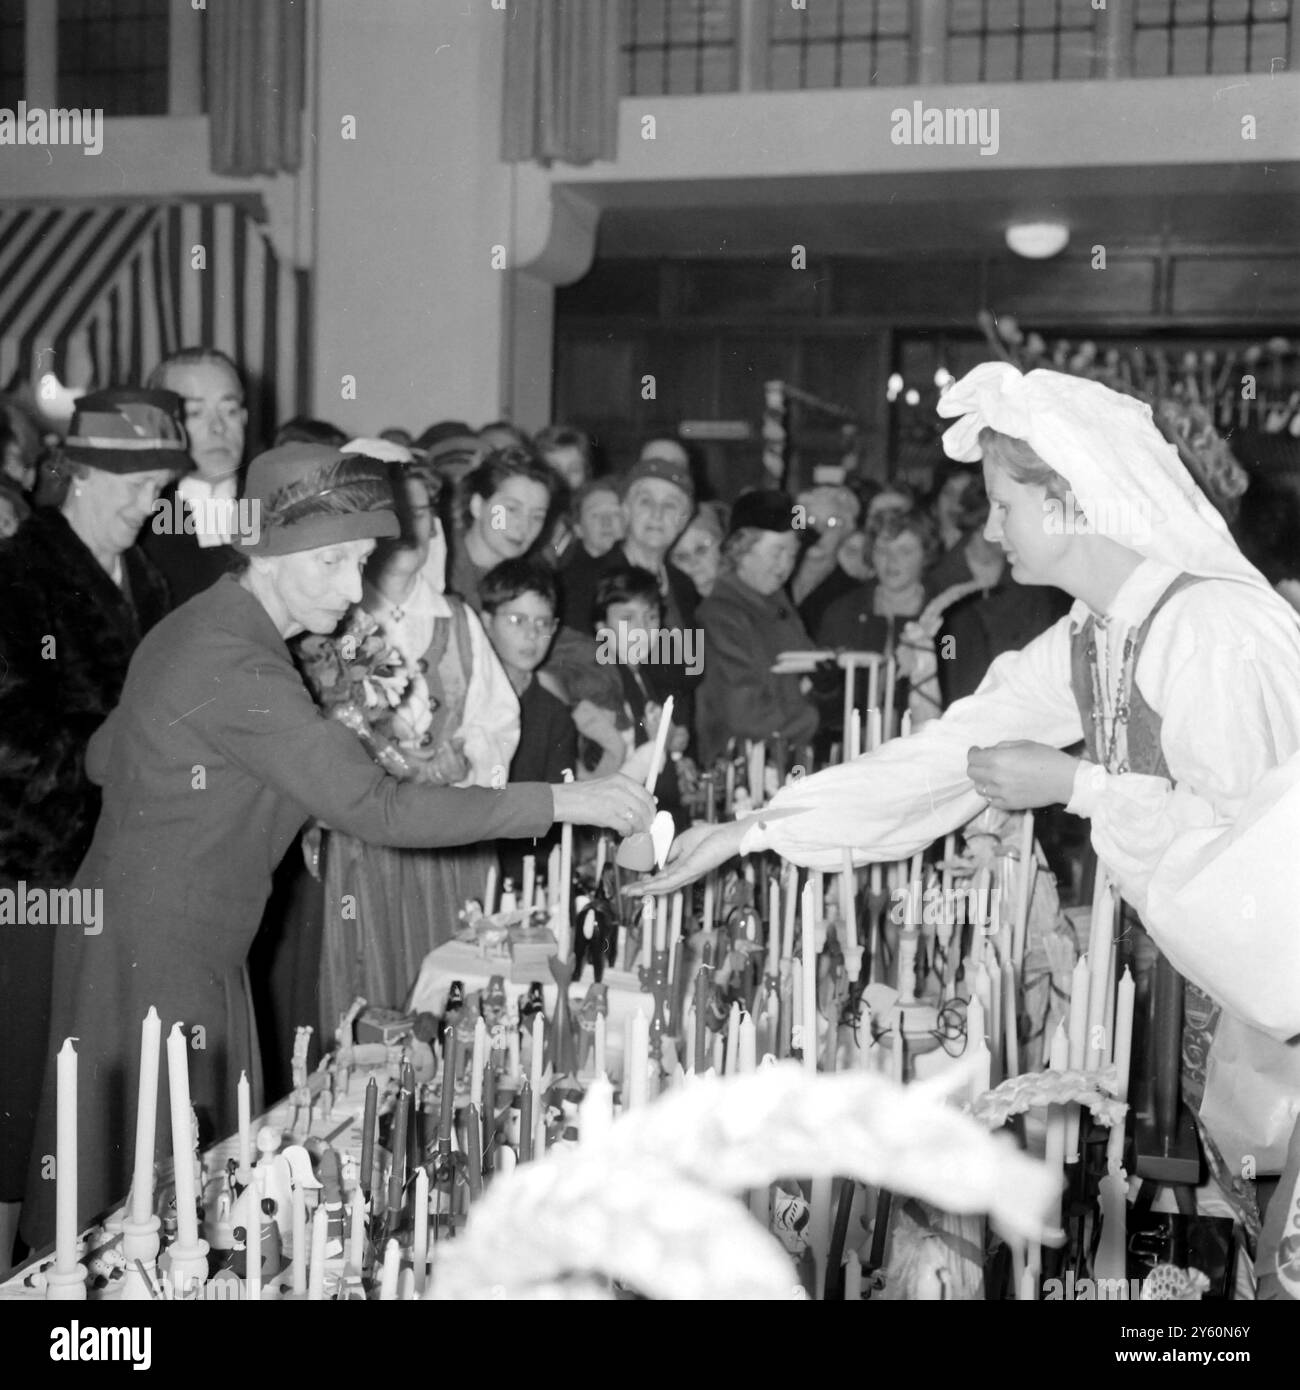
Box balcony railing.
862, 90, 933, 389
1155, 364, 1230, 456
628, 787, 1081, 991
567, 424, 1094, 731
620, 0, 1299, 94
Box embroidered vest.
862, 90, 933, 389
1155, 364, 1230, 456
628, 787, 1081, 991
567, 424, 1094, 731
1068, 572, 1220, 1109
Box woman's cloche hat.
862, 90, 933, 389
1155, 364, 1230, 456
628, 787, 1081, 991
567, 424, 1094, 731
238, 442, 400, 556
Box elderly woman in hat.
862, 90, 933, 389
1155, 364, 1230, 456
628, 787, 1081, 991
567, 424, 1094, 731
303, 438, 524, 1033
20, 441, 653, 1249
0, 389, 184, 1269
695, 490, 820, 765
635, 364, 1300, 1257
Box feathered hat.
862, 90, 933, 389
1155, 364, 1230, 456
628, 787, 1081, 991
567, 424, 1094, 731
239, 442, 399, 556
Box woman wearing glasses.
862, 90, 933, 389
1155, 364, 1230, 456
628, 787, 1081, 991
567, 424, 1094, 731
303, 441, 527, 1029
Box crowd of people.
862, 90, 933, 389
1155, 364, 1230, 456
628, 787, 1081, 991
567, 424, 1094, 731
2, 343, 1299, 1267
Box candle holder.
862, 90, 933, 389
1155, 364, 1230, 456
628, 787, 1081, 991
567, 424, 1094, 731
164, 1234, 210, 1299
44, 1263, 88, 1301
118, 1213, 162, 1301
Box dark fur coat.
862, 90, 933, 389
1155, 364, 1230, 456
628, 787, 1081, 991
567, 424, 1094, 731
0, 508, 170, 883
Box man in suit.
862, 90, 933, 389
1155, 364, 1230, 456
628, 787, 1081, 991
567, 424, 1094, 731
140, 347, 247, 605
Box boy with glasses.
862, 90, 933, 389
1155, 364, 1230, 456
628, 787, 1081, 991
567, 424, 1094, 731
482, 560, 579, 884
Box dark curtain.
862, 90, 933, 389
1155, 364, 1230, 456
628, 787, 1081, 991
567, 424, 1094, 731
208, 0, 306, 177
502, 0, 620, 167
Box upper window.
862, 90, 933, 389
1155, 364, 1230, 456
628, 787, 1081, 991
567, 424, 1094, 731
58, 0, 170, 116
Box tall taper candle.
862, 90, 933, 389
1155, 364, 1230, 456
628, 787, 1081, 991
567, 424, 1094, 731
130, 1007, 161, 1225
839, 850, 858, 950
379, 1237, 400, 1300
237, 1068, 251, 1175
522, 854, 536, 916
483, 863, 497, 916
782, 869, 797, 958
547, 844, 561, 909
559, 778, 574, 958
412, 1167, 430, 1293
801, 882, 818, 1073
726, 1001, 741, 1075
471, 1017, 487, 1114
1105, 968, 1135, 1173
387, 1086, 409, 1214
1065, 956, 1090, 1161
519, 1082, 534, 1162
594, 1011, 606, 1079
55, 1037, 79, 1274
737, 1013, 756, 1074
246, 1168, 263, 1302
669, 892, 684, 980
291, 1181, 306, 1293
530, 1012, 545, 1153
348, 1187, 366, 1275
359, 1076, 377, 1198
165, 1023, 200, 1250
307, 1204, 327, 1300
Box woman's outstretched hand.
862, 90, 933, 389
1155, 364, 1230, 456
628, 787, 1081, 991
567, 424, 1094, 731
551, 774, 656, 834
622, 819, 751, 897
966, 740, 1079, 810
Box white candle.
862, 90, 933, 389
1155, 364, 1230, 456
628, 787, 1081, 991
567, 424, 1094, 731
580, 1076, 615, 1146
768, 880, 781, 977
726, 1002, 741, 1075
290, 1182, 306, 1293
1044, 1021, 1069, 1241
237, 1069, 251, 1174
1106, 968, 1135, 1173
628, 1011, 649, 1108
559, 781, 574, 958
522, 855, 536, 917
655, 895, 668, 953
379, 1237, 401, 1300
841, 671, 855, 762
130, 1007, 161, 1225
594, 1011, 606, 1080
967, 984, 987, 1054
845, 1251, 863, 1301
899, 709, 912, 739
640, 897, 654, 970
1086, 881, 1114, 1070
882, 656, 897, 740
547, 843, 561, 907
801, 882, 818, 1074
669, 891, 684, 976
1065, 956, 1090, 1161
1002, 960, 1020, 1078
307, 1204, 327, 1300
165, 1023, 200, 1250
848, 706, 861, 761
348, 1187, 366, 1275
840, 850, 858, 950
866, 706, 882, 751
412, 1166, 429, 1295
711, 1032, 725, 1076
471, 1018, 487, 1114
891, 1007, 906, 1084
791, 958, 803, 1037
748, 739, 765, 806
737, 1013, 756, 1074
246, 1169, 263, 1302
530, 1012, 545, 1151
55, 1037, 79, 1274
484, 863, 497, 916
1013, 812, 1034, 969
782, 869, 797, 958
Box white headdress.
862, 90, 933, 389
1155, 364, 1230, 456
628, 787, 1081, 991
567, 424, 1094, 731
937, 362, 1280, 597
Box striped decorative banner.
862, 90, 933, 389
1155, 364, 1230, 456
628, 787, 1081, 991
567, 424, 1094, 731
0, 198, 308, 447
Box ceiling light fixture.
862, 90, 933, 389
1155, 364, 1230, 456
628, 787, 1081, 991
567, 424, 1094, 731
1005, 221, 1070, 259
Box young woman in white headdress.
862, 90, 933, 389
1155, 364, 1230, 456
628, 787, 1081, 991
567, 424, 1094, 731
633, 362, 1300, 1257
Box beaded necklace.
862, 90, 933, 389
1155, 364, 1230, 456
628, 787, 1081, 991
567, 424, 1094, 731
1086, 617, 1136, 774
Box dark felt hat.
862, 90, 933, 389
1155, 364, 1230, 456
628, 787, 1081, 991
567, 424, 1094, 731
727, 488, 802, 537
239, 443, 400, 557
63, 388, 193, 475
